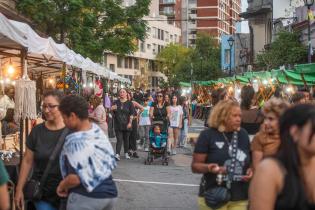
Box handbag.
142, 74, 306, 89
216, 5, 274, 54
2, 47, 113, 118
23, 128, 69, 201
203, 131, 238, 209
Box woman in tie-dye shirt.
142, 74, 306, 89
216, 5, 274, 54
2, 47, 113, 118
57, 95, 117, 210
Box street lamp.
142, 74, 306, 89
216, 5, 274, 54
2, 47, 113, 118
228, 36, 235, 76
304, 0, 314, 63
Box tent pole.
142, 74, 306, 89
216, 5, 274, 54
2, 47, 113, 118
20, 47, 27, 165
63, 63, 66, 93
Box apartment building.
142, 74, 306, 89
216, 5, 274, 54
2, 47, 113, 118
105, 0, 181, 89
159, 0, 182, 27
182, 0, 241, 47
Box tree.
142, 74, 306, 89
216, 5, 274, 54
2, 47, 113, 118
17, 0, 151, 62
256, 31, 307, 70
156, 43, 192, 86
156, 33, 222, 86
191, 32, 222, 81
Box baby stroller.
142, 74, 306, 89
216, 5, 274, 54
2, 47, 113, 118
144, 122, 169, 165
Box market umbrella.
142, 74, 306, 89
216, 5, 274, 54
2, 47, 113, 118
14, 58, 36, 161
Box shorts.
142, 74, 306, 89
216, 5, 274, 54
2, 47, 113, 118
198, 197, 248, 210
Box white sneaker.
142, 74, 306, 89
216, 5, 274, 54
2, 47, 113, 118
172, 149, 177, 155
144, 147, 149, 152
115, 154, 120, 161
125, 153, 131, 159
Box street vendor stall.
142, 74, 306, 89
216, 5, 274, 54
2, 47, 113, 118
188, 63, 315, 119
0, 12, 131, 182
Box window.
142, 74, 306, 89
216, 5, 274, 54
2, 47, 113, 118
158, 29, 161, 39
174, 34, 178, 42
161, 30, 164, 40
109, 64, 115, 72
147, 44, 151, 49
170, 35, 173, 42
153, 44, 157, 54
140, 41, 145, 52
134, 58, 139, 70
117, 56, 123, 68
129, 57, 132, 69
125, 57, 129, 68
158, 45, 161, 53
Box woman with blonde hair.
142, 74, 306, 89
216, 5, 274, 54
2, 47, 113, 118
251, 97, 289, 170
192, 100, 252, 210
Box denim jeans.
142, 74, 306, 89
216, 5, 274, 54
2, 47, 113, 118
35, 201, 57, 210
179, 119, 189, 146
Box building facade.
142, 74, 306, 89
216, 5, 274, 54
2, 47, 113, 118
181, 0, 241, 47
221, 33, 250, 74
105, 0, 181, 89
240, 0, 272, 66
159, 0, 182, 27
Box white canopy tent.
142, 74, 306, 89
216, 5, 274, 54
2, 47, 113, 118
0, 12, 130, 84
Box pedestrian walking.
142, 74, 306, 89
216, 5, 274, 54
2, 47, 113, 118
240, 85, 263, 136
204, 88, 228, 127
150, 92, 170, 133
15, 90, 66, 210
192, 100, 252, 210
89, 96, 108, 135
0, 159, 10, 210
139, 97, 151, 151
249, 104, 315, 210
111, 88, 135, 160
179, 96, 189, 147
168, 95, 183, 155
251, 98, 289, 170
128, 91, 143, 158
57, 95, 117, 210
164, 94, 171, 106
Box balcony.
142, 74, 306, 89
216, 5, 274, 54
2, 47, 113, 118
189, 13, 197, 20
160, 9, 175, 16
189, 34, 197, 39
160, 0, 176, 5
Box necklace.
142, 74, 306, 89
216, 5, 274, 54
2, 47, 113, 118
222, 132, 233, 155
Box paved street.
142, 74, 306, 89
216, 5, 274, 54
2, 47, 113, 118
111, 119, 205, 210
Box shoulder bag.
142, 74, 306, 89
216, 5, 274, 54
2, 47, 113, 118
202, 131, 238, 209
23, 128, 69, 201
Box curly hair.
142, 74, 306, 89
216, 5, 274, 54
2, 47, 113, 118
240, 85, 255, 110
208, 100, 240, 132
262, 97, 290, 118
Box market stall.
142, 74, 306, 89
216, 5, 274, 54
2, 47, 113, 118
0, 12, 131, 179
189, 63, 315, 119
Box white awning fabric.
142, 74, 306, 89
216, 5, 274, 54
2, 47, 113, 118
0, 13, 130, 84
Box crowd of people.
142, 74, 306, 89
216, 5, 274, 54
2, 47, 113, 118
0, 86, 191, 210
192, 85, 315, 210
0, 83, 315, 210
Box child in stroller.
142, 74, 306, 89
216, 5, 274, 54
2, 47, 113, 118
144, 124, 169, 165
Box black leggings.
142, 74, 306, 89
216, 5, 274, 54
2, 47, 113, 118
115, 130, 130, 155
129, 119, 138, 151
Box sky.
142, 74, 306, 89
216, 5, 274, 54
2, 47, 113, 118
241, 0, 249, 33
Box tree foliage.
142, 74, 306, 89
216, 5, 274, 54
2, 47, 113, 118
156, 33, 221, 86
17, 0, 151, 62
256, 31, 307, 70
